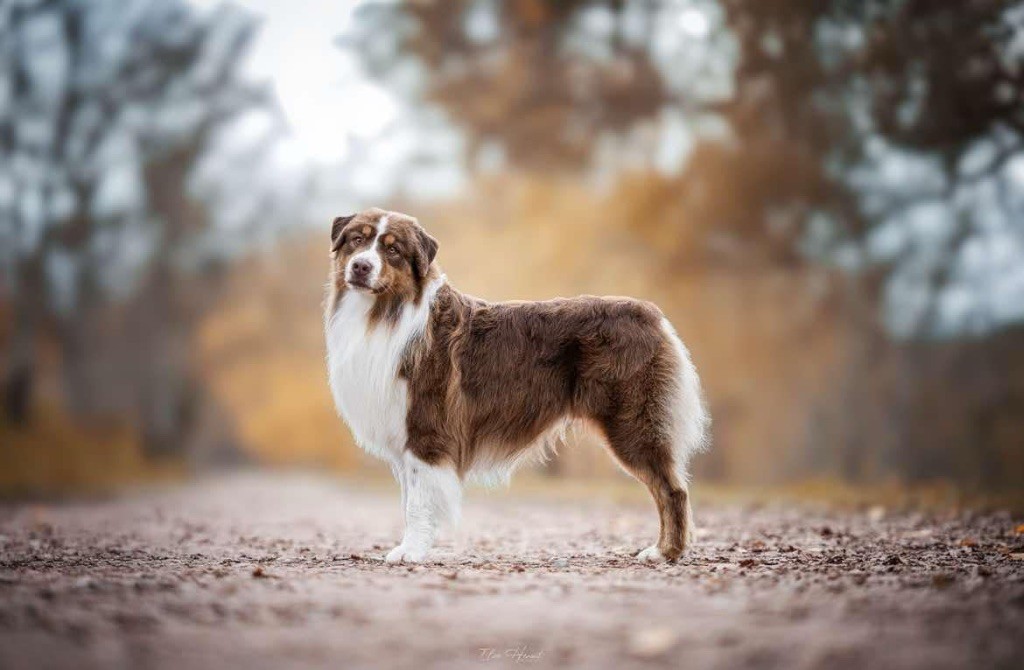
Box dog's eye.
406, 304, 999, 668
387, 246, 399, 257
350, 235, 363, 245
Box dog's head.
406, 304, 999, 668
329, 207, 439, 302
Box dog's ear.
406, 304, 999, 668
331, 215, 355, 255
412, 226, 439, 279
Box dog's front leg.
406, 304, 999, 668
385, 450, 461, 564
388, 458, 408, 512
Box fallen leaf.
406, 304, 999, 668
1010, 553, 1024, 561
959, 538, 978, 548
738, 558, 757, 568
1015, 524, 1024, 535
251, 566, 268, 578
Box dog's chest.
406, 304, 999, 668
325, 293, 419, 460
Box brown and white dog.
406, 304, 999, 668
324, 208, 710, 564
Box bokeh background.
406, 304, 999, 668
2, 0, 1023, 503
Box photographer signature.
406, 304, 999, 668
478, 645, 544, 664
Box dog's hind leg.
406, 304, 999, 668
628, 456, 690, 563
596, 320, 706, 562
640, 475, 690, 562
598, 414, 690, 563
385, 450, 461, 564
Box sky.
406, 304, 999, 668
189, 0, 398, 165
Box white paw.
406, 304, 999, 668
636, 545, 668, 563
385, 544, 427, 564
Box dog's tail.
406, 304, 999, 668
659, 318, 711, 483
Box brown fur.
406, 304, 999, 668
327, 208, 701, 560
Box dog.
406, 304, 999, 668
324, 207, 710, 564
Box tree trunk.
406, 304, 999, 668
57, 314, 99, 419
3, 257, 44, 426
2, 348, 35, 426
127, 263, 188, 457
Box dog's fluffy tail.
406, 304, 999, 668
660, 318, 711, 483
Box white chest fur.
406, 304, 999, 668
325, 278, 442, 461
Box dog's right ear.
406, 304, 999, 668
331, 215, 355, 255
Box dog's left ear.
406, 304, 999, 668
412, 226, 439, 279
331, 215, 355, 255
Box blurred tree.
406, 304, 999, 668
715, 0, 1024, 481
0, 0, 297, 455
343, 0, 736, 171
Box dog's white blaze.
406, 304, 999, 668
344, 215, 389, 287
325, 273, 444, 462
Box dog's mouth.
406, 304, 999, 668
346, 278, 384, 293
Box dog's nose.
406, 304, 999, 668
351, 259, 372, 278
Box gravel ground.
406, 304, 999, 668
0, 473, 1022, 670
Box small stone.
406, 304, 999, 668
628, 627, 678, 658
73, 577, 95, 590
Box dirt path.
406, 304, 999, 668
0, 474, 1022, 670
